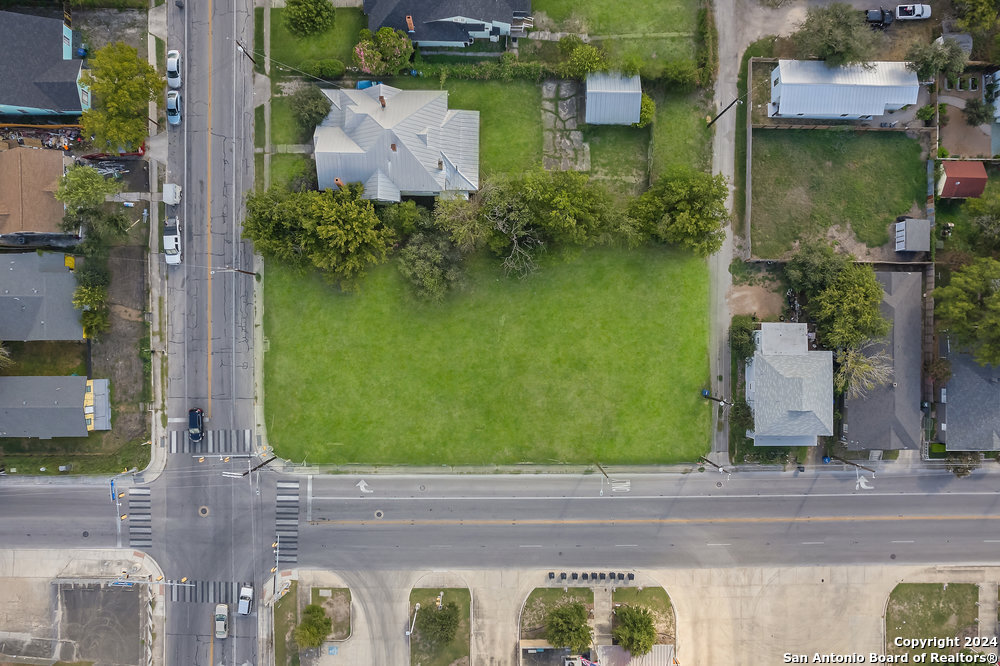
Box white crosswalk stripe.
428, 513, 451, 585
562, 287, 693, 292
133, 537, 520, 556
169, 429, 253, 455
127, 487, 152, 548
275, 480, 300, 565
166, 580, 252, 604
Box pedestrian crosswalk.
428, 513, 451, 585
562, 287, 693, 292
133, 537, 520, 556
169, 429, 253, 455
127, 487, 152, 548
275, 480, 300, 565
167, 579, 252, 604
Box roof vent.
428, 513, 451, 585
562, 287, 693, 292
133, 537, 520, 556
379, 95, 386, 108
334, 177, 345, 189
405, 15, 415, 32
438, 159, 444, 170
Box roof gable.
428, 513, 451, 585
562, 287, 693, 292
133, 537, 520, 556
585, 72, 642, 125
773, 60, 919, 117
0, 375, 88, 438
0, 11, 83, 114
0, 252, 83, 341
940, 161, 988, 198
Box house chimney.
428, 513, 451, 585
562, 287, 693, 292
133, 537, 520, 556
405, 15, 415, 32
379, 95, 386, 108
391, 143, 397, 152
438, 159, 444, 170
334, 177, 345, 190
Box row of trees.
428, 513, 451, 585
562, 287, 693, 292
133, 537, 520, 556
243, 166, 729, 297
544, 602, 657, 657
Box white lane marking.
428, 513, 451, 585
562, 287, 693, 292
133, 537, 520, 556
706, 543, 731, 546
312, 489, 1000, 502
891, 540, 915, 543
429, 545, 452, 548
518, 544, 542, 548
985, 540, 1000, 543
615, 544, 639, 547
801, 541, 825, 545
167, 418, 187, 423
356, 480, 373, 494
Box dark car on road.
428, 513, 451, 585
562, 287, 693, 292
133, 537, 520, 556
188, 408, 204, 442
865, 7, 894, 28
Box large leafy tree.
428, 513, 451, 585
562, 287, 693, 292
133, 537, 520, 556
289, 85, 332, 131
353, 27, 414, 76
792, 3, 878, 67
56, 165, 122, 210
964, 98, 996, 126
243, 185, 395, 288
520, 170, 620, 246
80, 42, 163, 152
963, 180, 1000, 249
560, 44, 609, 79
956, 0, 1000, 33
906, 39, 968, 81
811, 263, 889, 349
834, 339, 894, 398
545, 603, 592, 654
283, 0, 334, 37
612, 605, 656, 657
397, 231, 464, 301
784, 242, 850, 300
934, 257, 1000, 366
293, 604, 331, 648
628, 165, 729, 256
414, 601, 460, 646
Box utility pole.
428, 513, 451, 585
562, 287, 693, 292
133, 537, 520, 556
829, 455, 877, 476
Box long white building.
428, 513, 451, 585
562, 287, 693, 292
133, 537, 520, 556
769, 59, 919, 119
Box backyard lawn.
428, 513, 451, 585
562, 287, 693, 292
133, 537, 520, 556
263, 246, 711, 466
390, 78, 543, 176
650, 89, 712, 179
886, 583, 978, 659
269, 8, 366, 75
269, 153, 313, 191
583, 124, 650, 197
269, 96, 311, 146
409, 588, 471, 666
750, 130, 926, 258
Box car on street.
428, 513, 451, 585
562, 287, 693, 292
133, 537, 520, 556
896, 3, 931, 19
214, 604, 228, 639
163, 218, 181, 265
865, 7, 894, 28
166, 49, 182, 88
166, 90, 182, 126
188, 407, 204, 443
237, 585, 253, 615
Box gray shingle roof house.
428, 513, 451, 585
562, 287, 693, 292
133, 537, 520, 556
768, 60, 919, 119
0, 10, 89, 116
938, 335, 1000, 451
745, 322, 833, 447
363, 0, 532, 48
313, 85, 479, 202
841, 272, 923, 451
0, 376, 110, 439
585, 72, 642, 125
0, 252, 82, 341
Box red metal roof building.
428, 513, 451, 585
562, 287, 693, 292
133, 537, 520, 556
937, 161, 988, 198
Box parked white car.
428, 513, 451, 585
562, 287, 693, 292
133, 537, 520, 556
896, 4, 931, 19
214, 604, 228, 639
166, 49, 182, 88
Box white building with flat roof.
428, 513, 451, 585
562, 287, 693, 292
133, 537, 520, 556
769, 59, 919, 119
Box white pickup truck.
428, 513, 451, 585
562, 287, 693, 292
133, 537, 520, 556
163, 217, 181, 265
896, 4, 931, 19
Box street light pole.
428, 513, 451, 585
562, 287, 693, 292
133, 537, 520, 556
272, 535, 280, 595
211, 265, 261, 280
406, 603, 420, 637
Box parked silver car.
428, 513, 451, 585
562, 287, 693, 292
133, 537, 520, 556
166, 90, 182, 126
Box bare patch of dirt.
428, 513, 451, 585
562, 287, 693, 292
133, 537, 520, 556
314, 588, 351, 640
727, 285, 784, 319
823, 224, 897, 262
447, 658, 470, 666
74, 9, 148, 54
109, 304, 144, 322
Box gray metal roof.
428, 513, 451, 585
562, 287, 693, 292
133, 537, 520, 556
0, 11, 83, 114
895, 219, 930, 252
0, 252, 83, 341
363, 0, 531, 43
940, 335, 1000, 451
585, 72, 642, 125
597, 645, 676, 666
0, 375, 88, 439
842, 272, 923, 451
772, 60, 918, 117
87, 378, 110, 431
746, 323, 833, 446
314, 85, 479, 202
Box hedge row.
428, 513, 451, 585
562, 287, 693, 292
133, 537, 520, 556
695, 4, 719, 87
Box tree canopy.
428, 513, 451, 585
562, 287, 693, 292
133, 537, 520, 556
397, 231, 463, 301
834, 340, 894, 398
956, 0, 999, 33
934, 257, 1000, 366
906, 39, 969, 81
414, 601, 460, 646
283, 0, 335, 37
80, 42, 163, 152
612, 605, 656, 657
294, 604, 331, 648
792, 3, 879, 67
545, 602, 592, 654
289, 85, 332, 130
353, 27, 414, 76
243, 185, 395, 288
964, 98, 996, 126
784, 241, 850, 300
559, 44, 609, 79
56, 165, 122, 210
811, 263, 889, 349
628, 165, 729, 256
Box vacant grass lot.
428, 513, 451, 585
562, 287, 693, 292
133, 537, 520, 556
269, 8, 366, 76
263, 247, 711, 466
650, 89, 712, 179
269, 153, 313, 191
886, 583, 978, 659
390, 78, 542, 176
583, 124, 649, 197
409, 588, 471, 666
750, 130, 926, 258
274, 581, 299, 666
270, 96, 311, 146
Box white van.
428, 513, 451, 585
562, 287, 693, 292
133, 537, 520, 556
237, 585, 253, 615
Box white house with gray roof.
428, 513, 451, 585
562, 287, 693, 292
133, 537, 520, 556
769, 60, 919, 119
938, 334, 1000, 451
0, 376, 109, 439
313, 85, 479, 202
745, 322, 833, 447
0, 252, 82, 341
585, 72, 642, 125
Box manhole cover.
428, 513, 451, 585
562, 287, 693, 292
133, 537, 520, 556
374, 510, 384, 519
716, 482, 723, 487
199, 506, 210, 517
82, 531, 89, 538
419, 485, 426, 491
890, 553, 896, 560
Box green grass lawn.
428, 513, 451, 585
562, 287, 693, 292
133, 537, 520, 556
255, 153, 264, 191
750, 130, 926, 258
886, 583, 978, 659
409, 589, 471, 666
0, 341, 87, 377
254, 7, 265, 74
274, 581, 299, 666
310, 587, 351, 639
650, 89, 712, 179
263, 246, 710, 466
270, 96, 311, 145
520, 588, 593, 639
270, 8, 366, 77
255, 105, 265, 150
269, 154, 312, 191
583, 124, 650, 197
390, 78, 543, 176
613, 586, 676, 642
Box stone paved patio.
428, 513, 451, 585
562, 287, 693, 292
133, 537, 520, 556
541, 79, 590, 171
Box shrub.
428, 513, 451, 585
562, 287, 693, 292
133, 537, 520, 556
75, 262, 111, 289
73, 285, 108, 311
559, 44, 609, 79
306, 58, 345, 79
397, 231, 464, 301
964, 97, 995, 126
294, 604, 331, 648
558, 34, 584, 57
283, 0, 335, 37
695, 5, 718, 86
915, 104, 936, 123
288, 85, 332, 130
660, 59, 699, 91
730, 314, 757, 362
414, 601, 461, 646
633, 93, 656, 128
81, 309, 111, 340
